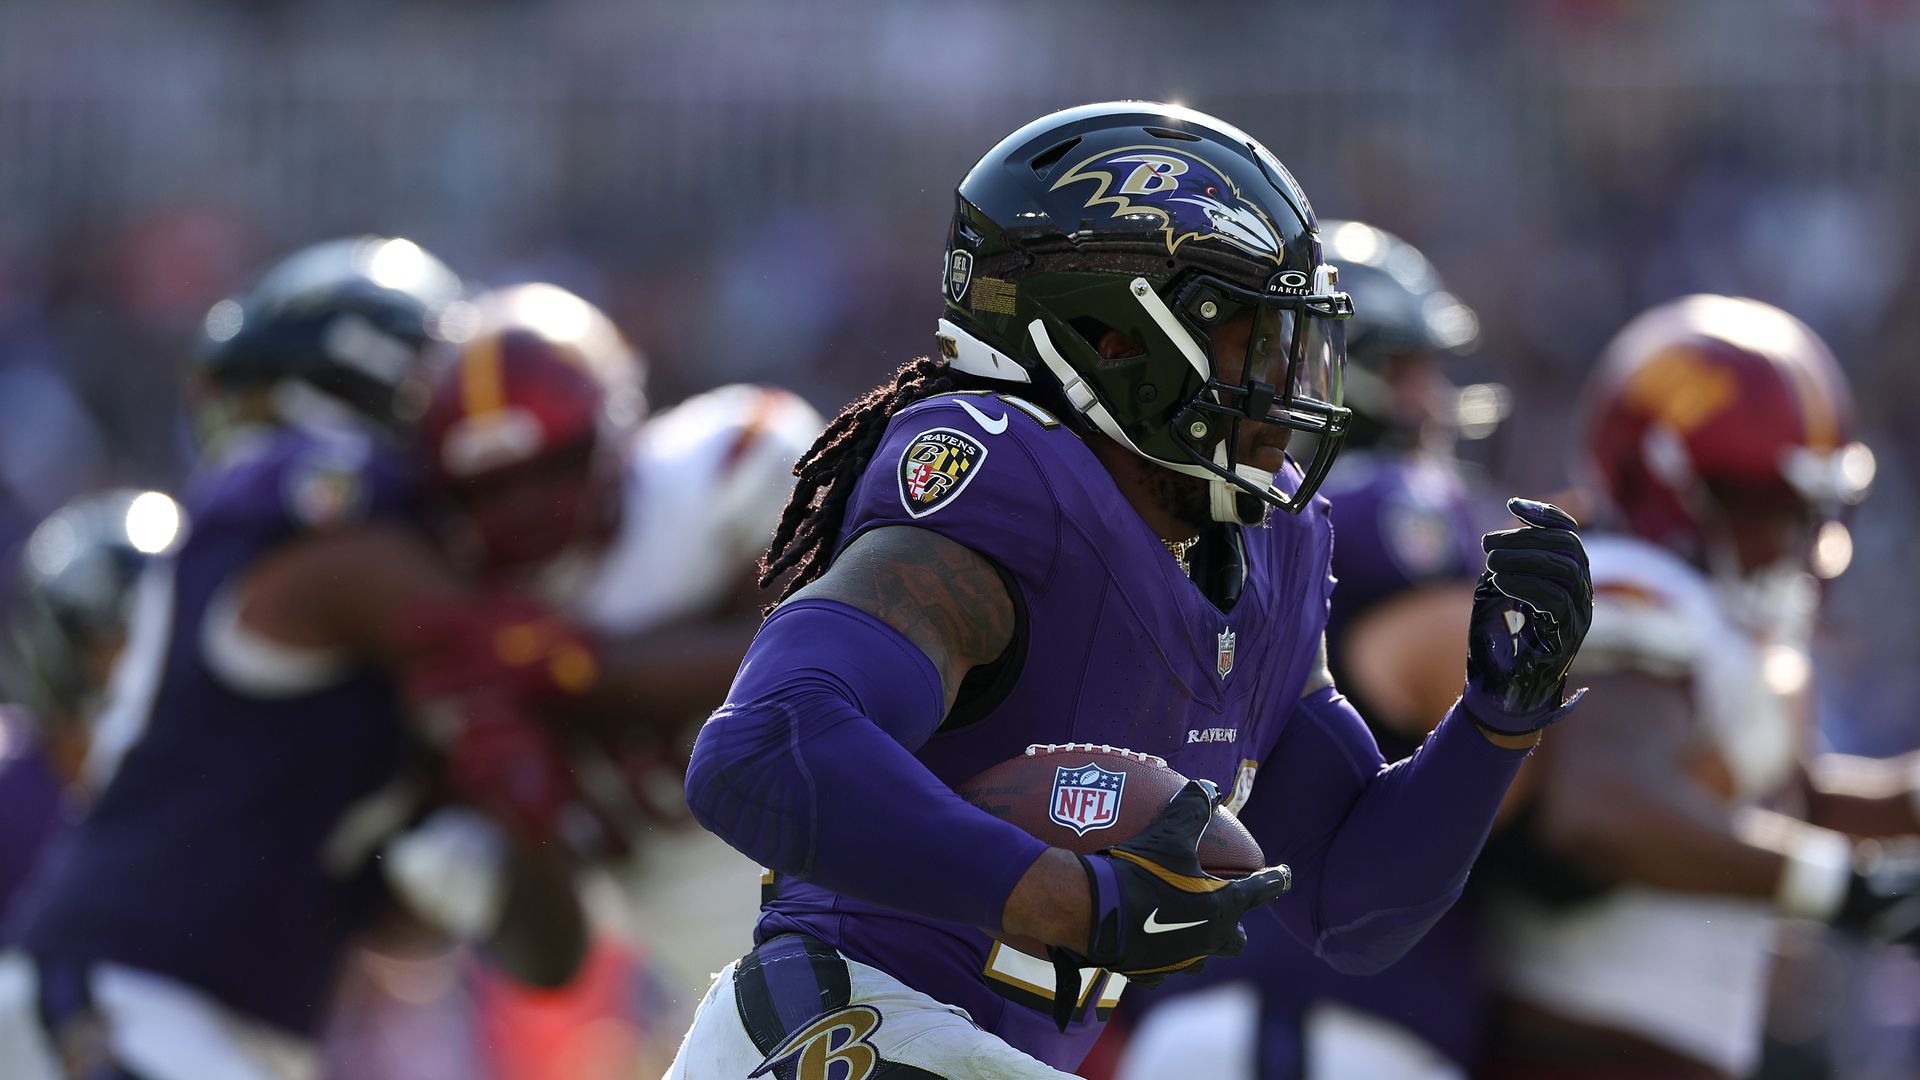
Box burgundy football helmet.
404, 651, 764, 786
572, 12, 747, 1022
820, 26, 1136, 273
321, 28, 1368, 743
419, 284, 645, 590
1579, 294, 1873, 575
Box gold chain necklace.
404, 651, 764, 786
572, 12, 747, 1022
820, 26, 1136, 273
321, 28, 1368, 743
1164, 536, 1197, 577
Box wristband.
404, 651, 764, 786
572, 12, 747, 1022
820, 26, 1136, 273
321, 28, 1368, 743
385, 806, 511, 940
1775, 824, 1852, 921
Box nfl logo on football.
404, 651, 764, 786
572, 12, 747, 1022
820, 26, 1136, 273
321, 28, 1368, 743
1049, 763, 1126, 836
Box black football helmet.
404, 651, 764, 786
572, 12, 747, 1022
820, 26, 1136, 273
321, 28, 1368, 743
6, 489, 184, 729
1317, 220, 1486, 446
195, 236, 464, 441
935, 102, 1352, 523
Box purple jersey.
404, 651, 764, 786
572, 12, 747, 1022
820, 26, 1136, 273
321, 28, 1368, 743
0, 708, 65, 924
756, 392, 1334, 1069
11, 428, 421, 1037
1320, 450, 1485, 657
1139, 449, 1494, 1073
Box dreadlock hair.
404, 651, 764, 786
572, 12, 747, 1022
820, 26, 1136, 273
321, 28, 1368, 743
760, 355, 1075, 603
759, 355, 954, 602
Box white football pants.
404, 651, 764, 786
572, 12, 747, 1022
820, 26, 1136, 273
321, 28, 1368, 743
664, 935, 1079, 1079
0, 951, 318, 1080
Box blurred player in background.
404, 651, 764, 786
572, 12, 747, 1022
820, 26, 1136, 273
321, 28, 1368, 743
669, 101, 1594, 1078
1480, 294, 1920, 1079
376, 281, 821, 1078
0, 237, 600, 1080
1110, 221, 1500, 1079
0, 489, 184, 921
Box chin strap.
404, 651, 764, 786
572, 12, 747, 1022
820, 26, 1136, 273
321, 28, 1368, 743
945, 314, 1277, 525
1210, 462, 1276, 525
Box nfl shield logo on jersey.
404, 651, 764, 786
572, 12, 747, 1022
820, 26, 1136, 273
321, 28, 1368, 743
1049, 763, 1126, 836
1217, 628, 1236, 679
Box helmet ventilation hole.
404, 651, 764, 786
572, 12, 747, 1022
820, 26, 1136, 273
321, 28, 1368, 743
1028, 138, 1082, 179
1070, 317, 1143, 359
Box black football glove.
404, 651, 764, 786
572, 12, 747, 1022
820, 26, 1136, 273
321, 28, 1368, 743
1044, 782, 1292, 1030
1834, 843, 1920, 947
1462, 498, 1594, 736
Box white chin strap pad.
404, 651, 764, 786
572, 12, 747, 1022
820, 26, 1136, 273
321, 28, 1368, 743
1210, 462, 1279, 524
936, 319, 1031, 383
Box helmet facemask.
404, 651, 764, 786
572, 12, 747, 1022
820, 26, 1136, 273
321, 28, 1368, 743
944, 265, 1350, 526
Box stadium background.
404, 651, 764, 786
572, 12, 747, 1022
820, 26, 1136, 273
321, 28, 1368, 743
2, 0, 1919, 1075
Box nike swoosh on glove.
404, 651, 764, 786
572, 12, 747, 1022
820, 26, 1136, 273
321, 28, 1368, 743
1045, 781, 1292, 1030
1462, 498, 1595, 735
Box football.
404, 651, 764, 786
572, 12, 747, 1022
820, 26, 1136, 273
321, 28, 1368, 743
954, 743, 1265, 878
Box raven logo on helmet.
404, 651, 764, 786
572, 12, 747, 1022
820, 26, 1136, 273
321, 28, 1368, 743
1052, 146, 1287, 266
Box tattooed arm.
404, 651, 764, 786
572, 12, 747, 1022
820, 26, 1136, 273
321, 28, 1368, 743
685, 526, 1077, 937
789, 526, 1014, 712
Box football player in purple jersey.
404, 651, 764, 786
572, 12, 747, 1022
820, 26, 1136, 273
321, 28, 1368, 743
0, 490, 185, 923
668, 102, 1595, 1078
0, 237, 597, 1080
1112, 221, 1505, 1080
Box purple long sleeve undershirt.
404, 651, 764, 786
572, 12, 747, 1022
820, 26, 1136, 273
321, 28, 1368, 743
687, 600, 1529, 967
684, 599, 1050, 932
1243, 685, 1530, 974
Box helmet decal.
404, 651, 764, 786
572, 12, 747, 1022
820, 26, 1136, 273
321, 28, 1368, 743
1622, 347, 1739, 434
946, 249, 974, 306
459, 332, 509, 419
1051, 145, 1287, 266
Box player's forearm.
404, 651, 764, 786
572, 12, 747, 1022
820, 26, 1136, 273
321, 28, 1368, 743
687, 694, 1049, 929
487, 834, 590, 988
1001, 848, 1093, 946
581, 618, 761, 732
1536, 769, 1786, 899
684, 600, 1050, 931
1804, 751, 1920, 839
1313, 693, 1530, 972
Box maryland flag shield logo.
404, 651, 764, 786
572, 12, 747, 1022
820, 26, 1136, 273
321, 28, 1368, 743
898, 427, 987, 518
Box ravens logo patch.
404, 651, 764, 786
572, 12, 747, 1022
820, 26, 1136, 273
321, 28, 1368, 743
897, 427, 987, 518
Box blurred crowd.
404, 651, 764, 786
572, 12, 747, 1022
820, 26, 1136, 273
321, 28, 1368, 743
4, 0, 1920, 743
2, 0, 1920, 1076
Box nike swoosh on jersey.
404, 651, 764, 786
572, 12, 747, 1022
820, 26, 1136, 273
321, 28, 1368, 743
954, 397, 1009, 435
1142, 909, 1207, 934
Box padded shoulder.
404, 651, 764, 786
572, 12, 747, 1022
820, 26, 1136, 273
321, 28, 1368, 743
840, 392, 1083, 591
1577, 533, 1717, 678
642, 383, 824, 559
193, 428, 416, 540
641, 383, 823, 477
1323, 451, 1484, 606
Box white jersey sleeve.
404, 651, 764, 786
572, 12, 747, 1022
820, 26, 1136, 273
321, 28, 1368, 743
1489, 531, 1814, 1072
1574, 535, 1719, 679
578, 385, 823, 636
